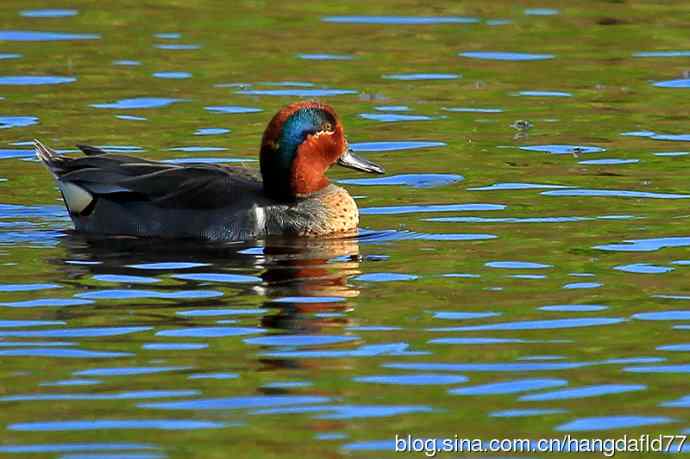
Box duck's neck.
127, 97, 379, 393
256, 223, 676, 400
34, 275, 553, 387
260, 143, 331, 202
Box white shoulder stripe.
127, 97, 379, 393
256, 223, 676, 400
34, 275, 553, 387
253, 205, 266, 232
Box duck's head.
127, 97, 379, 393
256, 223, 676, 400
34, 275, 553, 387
260, 101, 384, 201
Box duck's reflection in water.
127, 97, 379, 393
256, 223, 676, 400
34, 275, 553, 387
259, 236, 360, 332
55, 233, 362, 334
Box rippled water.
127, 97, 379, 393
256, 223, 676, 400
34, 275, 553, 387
1, 1, 690, 458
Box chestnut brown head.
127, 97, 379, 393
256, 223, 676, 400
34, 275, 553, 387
260, 101, 384, 201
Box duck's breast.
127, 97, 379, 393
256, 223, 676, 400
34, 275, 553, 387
261, 185, 359, 237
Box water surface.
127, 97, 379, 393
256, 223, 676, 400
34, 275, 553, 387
1, 1, 689, 458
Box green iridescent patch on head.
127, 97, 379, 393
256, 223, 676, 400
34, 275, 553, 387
276, 107, 336, 168
261, 106, 337, 200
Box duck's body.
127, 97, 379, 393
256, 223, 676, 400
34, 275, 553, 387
35, 101, 382, 240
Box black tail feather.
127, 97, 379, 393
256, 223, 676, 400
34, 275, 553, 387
76, 144, 109, 156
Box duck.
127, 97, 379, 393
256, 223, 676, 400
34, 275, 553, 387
35, 100, 384, 240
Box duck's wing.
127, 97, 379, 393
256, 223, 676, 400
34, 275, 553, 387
35, 140, 262, 214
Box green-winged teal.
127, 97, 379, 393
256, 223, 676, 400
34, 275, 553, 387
35, 101, 384, 240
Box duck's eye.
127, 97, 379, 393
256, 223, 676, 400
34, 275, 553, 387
322, 122, 333, 132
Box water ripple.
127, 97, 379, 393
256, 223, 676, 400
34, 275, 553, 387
594, 237, 690, 252
116, 115, 147, 121
171, 273, 260, 283
652, 133, 690, 141
0, 116, 38, 128
624, 364, 690, 374
76, 366, 189, 377
385, 362, 588, 372
520, 145, 605, 154
460, 52, 555, 61
383, 73, 459, 80
433, 311, 500, 320
154, 33, 181, 39
632, 310, 690, 321
485, 261, 551, 269
244, 334, 358, 346
431, 318, 623, 332
19, 9, 79, 17
516, 91, 571, 97
195, 128, 230, 135
261, 342, 414, 359
91, 98, 184, 109
614, 263, 673, 274
0, 298, 93, 308
0, 282, 61, 291
350, 141, 446, 152
543, 189, 690, 199
661, 395, 690, 407
127, 262, 209, 270
236, 89, 357, 97
0, 76, 76, 85
429, 337, 533, 344
654, 79, 690, 88
354, 374, 468, 385
9, 419, 225, 431
314, 404, 432, 419
358, 230, 497, 242
635, 51, 690, 57
0, 149, 34, 159
297, 53, 354, 60
143, 343, 207, 351
93, 274, 159, 284
113, 60, 141, 66
0, 319, 64, 327
520, 384, 646, 401
354, 273, 417, 282
443, 107, 503, 113
361, 203, 505, 215
152, 72, 191, 79
156, 327, 264, 338
188, 372, 238, 380
323, 16, 479, 25
0, 326, 151, 338
141, 395, 329, 411
450, 378, 567, 395
75, 289, 222, 300
0, 348, 128, 359
339, 174, 462, 188
524, 8, 559, 15
0, 443, 158, 454
177, 308, 264, 317
360, 113, 437, 122
556, 416, 675, 432
59, 453, 165, 459
204, 105, 262, 114
562, 282, 602, 289
539, 304, 608, 312
41, 379, 100, 386
579, 158, 639, 165
491, 408, 567, 417
469, 182, 570, 191
154, 44, 200, 50
0, 390, 198, 402
0, 31, 99, 41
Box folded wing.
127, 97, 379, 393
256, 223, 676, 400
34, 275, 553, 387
35, 140, 261, 215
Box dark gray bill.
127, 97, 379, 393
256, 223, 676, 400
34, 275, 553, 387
337, 148, 385, 174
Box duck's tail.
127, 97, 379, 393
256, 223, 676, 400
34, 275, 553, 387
34, 139, 67, 178
34, 139, 96, 215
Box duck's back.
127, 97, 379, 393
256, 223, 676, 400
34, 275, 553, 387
36, 141, 269, 240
